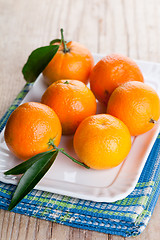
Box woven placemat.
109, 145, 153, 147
0, 83, 159, 237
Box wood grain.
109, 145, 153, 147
0, 0, 160, 239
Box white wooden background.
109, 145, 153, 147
0, 0, 160, 239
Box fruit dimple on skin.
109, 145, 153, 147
73, 114, 131, 169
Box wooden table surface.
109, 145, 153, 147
0, 0, 160, 239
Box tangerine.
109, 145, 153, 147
90, 54, 144, 105
107, 81, 160, 136
73, 114, 131, 169
4, 102, 62, 160
43, 29, 94, 85
41, 80, 97, 135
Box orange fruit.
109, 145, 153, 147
4, 102, 62, 160
73, 114, 131, 169
90, 53, 144, 105
41, 80, 97, 135
43, 30, 94, 85
107, 81, 160, 136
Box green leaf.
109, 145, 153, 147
50, 39, 71, 46
22, 45, 59, 83
50, 39, 61, 45
4, 150, 53, 175
8, 150, 58, 211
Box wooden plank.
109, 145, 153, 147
25, 217, 37, 240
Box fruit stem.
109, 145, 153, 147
48, 139, 89, 169
60, 28, 69, 53
149, 118, 157, 124
64, 80, 69, 84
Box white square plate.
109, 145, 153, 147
0, 54, 160, 202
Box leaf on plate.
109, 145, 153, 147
4, 150, 53, 175
22, 45, 59, 83
8, 150, 58, 211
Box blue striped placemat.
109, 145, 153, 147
0, 83, 159, 237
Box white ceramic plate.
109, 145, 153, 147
0, 54, 160, 202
